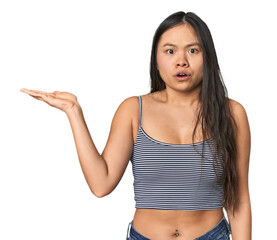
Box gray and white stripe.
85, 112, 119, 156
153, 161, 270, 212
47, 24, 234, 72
130, 95, 224, 211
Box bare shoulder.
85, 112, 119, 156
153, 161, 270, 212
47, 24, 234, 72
119, 92, 162, 127
228, 98, 249, 123
116, 95, 139, 127
120, 93, 152, 117
108, 96, 139, 140
227, 98, 251, 147
118, 95, 139, 117
118, 95, 138, 108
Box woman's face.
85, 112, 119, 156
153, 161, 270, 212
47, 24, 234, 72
156, 24, 203, 93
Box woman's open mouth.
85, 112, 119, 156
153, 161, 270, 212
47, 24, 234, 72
175, 73, 190, 81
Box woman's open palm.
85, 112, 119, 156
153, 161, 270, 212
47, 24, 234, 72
20, 88, 79, 113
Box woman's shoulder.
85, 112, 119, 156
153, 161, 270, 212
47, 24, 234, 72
227, 97, 247, 114
117, 94, 147, 115
227, 97, 249, 129
118, 92, 154, 121
120, 92, 154, 106
117, 95, 139, 113
228, 97, 240, 106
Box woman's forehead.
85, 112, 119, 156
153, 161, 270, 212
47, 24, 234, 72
158, 24, 199, 47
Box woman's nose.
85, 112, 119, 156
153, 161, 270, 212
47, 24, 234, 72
176, 55, 189, 67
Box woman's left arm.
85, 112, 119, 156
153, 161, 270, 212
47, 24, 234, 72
227, 100, 252, 240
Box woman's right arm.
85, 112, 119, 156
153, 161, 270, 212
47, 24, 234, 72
66, 104, 110, 197
20, 89, 136, 198
66, 97, 135, 198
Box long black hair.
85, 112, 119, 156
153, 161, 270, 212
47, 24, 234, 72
149, 11, 239, 216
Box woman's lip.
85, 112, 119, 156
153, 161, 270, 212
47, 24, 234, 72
175, 75, 190, 81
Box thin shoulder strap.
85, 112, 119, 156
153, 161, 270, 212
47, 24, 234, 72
138, 95, 142, 127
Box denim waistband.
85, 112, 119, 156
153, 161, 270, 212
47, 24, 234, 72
126, 220, 149, 240
195, 215, 232, 239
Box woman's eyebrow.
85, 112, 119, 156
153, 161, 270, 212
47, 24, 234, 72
162, 42, 201, 48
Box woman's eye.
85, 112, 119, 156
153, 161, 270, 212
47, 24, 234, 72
166, 49, 174, 54
189, 48, 198, 54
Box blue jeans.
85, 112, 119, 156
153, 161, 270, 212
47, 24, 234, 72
126, 215, 231, 240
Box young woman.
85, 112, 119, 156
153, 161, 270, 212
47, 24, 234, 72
20, 11, 251, 240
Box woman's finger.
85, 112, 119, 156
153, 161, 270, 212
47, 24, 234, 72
21, 89, 60, 97
21, 88, 53, 98
21, 88, 42, 95
21, 89, 55, 102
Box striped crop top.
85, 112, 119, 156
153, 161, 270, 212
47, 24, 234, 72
130, 96, 224, 211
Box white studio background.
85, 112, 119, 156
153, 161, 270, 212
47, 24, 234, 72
0, 0, 275, 239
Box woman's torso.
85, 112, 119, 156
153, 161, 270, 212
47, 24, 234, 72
133, 208, 224, 239
131, 91, 224, 240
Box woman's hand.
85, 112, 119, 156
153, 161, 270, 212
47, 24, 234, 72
20, 88, 80, 114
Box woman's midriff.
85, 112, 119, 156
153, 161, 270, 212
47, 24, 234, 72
132, 208, 224, 240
